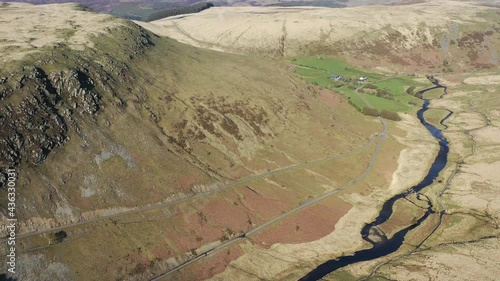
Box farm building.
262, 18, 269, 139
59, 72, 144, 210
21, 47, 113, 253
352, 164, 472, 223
329, 74, 345, 81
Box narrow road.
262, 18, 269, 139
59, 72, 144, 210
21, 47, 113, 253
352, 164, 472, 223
150, 118, 388, 281
2, 133, 380, 243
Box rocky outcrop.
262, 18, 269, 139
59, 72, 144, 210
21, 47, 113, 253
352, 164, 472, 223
0, 22, 156, 188
0, 66, 101, 187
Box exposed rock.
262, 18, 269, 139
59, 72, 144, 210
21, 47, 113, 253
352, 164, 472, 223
0, 23, 156, 188
0, 67, 101, 187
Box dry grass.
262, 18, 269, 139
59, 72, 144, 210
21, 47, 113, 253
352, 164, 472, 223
1, 2, 498, 280
0, 5, 386, 280
330, 72, 500, 280
206, 115, 437, 281
0, 3, 123, 63
463, 75, 500, 85
136, 1, 491, 58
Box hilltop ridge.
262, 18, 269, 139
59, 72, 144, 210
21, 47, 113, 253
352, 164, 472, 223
139, 1, 500, 72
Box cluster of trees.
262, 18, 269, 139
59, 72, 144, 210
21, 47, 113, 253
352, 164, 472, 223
361, 84, 395, 100
406, 85, 424, 99
352, 104, 400, 121
406, 85, 416, 95
426, 75, 439, 85
146, 2, 214, 22
363, 83, 378, 90
374, 89, 394, 100
381, 110, 401, 121
362, 107, 379, 117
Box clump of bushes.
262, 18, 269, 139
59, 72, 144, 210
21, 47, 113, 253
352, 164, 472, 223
346, 84, 357, 90
331, 81, 343, 88
381, 110, 401, 121
363, 83, 377, 90
426, 75, 439, 85
375, 89, 392, 99
362, 107, 379, 117
406, 85, 416, 95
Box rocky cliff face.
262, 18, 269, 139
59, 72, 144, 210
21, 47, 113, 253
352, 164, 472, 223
0, 24, 155, 188
0, 67, 88, 186
0, 67, 68, 181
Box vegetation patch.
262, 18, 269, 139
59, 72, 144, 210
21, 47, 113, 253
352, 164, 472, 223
293, 55, 424, 114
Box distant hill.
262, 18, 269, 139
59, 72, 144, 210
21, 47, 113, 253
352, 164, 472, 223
139, 3, 500, 72
7, 0, 494, 20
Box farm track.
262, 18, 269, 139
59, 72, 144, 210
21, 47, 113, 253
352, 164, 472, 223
150, 118, 388, 280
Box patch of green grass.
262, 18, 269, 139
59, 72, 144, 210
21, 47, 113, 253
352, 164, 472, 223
293, 55, 425, 112
422, 88, 444, 99
374, 76, 425, 94
424, 108, 450, 130
363, 94, 411, 112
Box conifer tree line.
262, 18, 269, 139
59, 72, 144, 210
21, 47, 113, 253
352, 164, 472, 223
147, 2, 214, 22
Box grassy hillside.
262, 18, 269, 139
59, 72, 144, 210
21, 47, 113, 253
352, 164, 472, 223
141, 3, 500, 73
0, 3, 380, 280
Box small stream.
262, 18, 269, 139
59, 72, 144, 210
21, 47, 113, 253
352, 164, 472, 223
300, 84, 449, 281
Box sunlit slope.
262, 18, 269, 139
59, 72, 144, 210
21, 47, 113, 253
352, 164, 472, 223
139, 1, 500, 72
0, 4, 380, 280
0, 1, 378, 228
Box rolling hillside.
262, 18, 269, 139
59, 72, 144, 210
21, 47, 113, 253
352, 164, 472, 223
0, 3, 382, 280
1, 2, 499, 281
140, 1, 500, 72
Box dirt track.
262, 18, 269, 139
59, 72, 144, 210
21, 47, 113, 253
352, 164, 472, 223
0, 129, 380, 243
150, 118, 388, 280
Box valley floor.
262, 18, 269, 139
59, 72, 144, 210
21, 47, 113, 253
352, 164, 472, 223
315, 73, 500, 281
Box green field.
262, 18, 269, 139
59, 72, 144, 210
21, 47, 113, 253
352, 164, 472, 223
424, 108, 450, 130
293, 56, 426, 113
421, 88, 444, 99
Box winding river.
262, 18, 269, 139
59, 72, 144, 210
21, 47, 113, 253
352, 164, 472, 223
300, 83, 450, 281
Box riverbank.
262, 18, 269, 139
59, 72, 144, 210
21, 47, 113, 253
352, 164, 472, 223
317, 72, 500, 281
